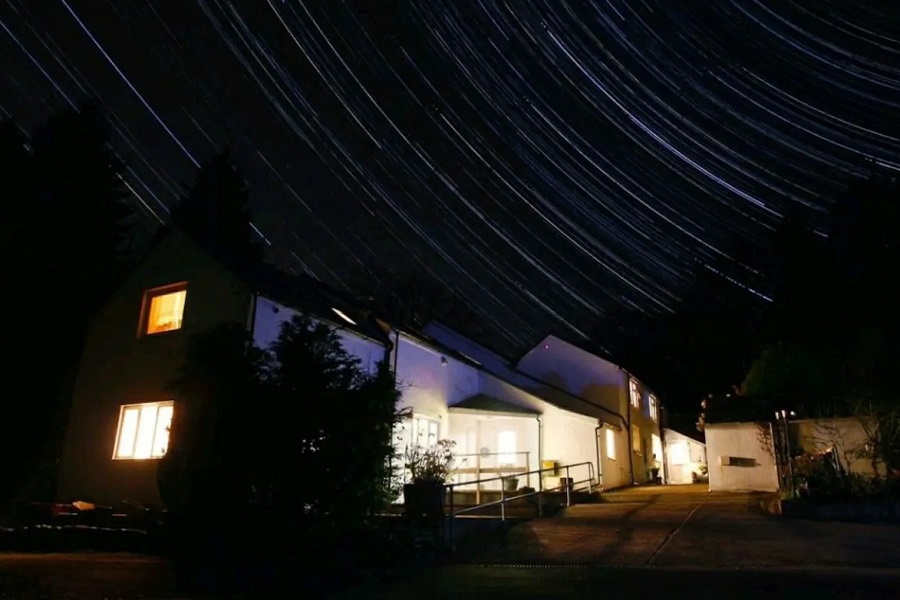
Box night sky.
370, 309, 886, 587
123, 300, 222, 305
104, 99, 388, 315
2, 1, 899, 357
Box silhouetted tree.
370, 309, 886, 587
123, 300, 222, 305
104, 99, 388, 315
0, 102, 140, 511
828, 167, 900, 335
172, 150, 262, 261
770, 208, 832, 345
160, 316, 404, 594
599, 233, 771, 413
30, 99, 136, 320
0, 119, 33, 263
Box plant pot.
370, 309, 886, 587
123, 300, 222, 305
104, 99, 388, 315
403, 482, 446, 518
503, 478, 519, 492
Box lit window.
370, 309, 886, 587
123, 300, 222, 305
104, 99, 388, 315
143, 286, 187, 335
605, 429, 616, 461
630, 378, 641, 409
649, 394, 659, 420
497, 430, 517, 465
113, 402, 174, 459
670, 441, 689, 466
632, 425, 642, 454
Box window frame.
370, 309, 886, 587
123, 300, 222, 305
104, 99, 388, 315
139, 282, 188, 338
112, 401, 175, 460
632, 424, 642, 454
629, 378, 641, 409
649, 394, 659, 421
412, 415, 440, 448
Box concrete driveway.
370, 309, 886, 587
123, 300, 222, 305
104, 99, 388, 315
456, 484, 900, 568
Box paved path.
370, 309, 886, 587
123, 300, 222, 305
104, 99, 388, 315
457, 484, 900, 568
3, 485, 900, 598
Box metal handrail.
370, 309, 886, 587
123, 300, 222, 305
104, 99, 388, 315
444, 461, 596, 547
448, 460, 593, 491
452, 451, 532, 497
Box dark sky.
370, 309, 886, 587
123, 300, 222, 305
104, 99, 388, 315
2, 1, 899, 356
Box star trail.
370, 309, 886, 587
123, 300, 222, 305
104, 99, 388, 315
2, 1, 899, 355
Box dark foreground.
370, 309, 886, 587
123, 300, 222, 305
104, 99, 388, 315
0, 554, 898, 600
3, 487, 900, 598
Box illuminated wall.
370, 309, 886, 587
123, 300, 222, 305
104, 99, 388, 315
58, 229, 253, 506
252, 296, 386, 372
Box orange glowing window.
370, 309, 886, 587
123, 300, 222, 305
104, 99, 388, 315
113, 402, 174, 459
143, 285, 187, 335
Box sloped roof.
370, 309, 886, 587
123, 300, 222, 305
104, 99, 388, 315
664, 428, 705, 445
166, 226, 391, 344
450, 393, 540, 416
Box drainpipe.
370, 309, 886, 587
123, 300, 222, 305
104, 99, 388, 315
594, 425, 604, 492
657, 404, 669, 485
245, 292, 258, 350
536, 416, 543, 492
627, 396, 636, 486
536, 415, 544, 517
391, 329, 400, 374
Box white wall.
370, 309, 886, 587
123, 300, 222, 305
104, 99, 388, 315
706, 423, 779, 492
394, 332, 479, 420
252, 296, 385, 372
601, 426, 632, 490
541, 407, 600, 489
665, 434, 707, 485
516, 335, 623, 395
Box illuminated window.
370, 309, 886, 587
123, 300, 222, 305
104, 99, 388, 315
629, 378, 641, 409
670, 441, 689, 466
113, 402, 174, 459
649, 394, 659, 420
632, 425, 642, 454
497, 430, 517, 465
605, 429, 616, 461
412, 415, 439, 447
143, 285, 187, 335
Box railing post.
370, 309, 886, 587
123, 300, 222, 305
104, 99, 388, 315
448, 484, 455, 552
587, 462, 593, 494
525, 451, 531, 488
565, 465, 572, 507
500, 477, 506, 521
476, 454, 482, 505
537, 466, 544, 517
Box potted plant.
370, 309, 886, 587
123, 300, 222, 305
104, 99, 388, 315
403, 439, 456, 518
503, 476, 519, 492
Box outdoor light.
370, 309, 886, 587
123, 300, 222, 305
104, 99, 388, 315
331, 307, 357, 325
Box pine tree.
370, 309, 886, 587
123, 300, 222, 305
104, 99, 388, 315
172, 150, 262, 261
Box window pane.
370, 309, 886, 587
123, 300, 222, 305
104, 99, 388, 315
133, 404, 158, 459
427, 420, 438, 447
630, 379, 641, 408
632, 425, 641, 453
606, 429, 616, 460
147, 289, 187, 334
153, 404, 174, 457
497, 430, 517, 465
115, 408, 140, 458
